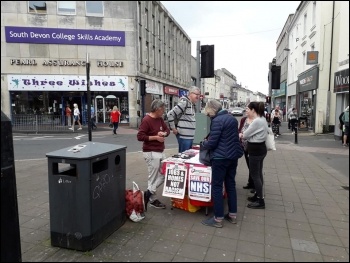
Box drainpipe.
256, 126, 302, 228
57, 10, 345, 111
325, 1, 335, 132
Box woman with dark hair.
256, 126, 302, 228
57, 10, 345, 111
201, 99, 243, 228
239, 101, 268, 209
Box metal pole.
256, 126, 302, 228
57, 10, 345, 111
196, 41, 201, 112
294, 121, 298, 144
86, 53, 91, 141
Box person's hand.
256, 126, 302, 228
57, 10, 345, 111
172, 128, 178, 135
158, 131, 167, 137
157, 136, 165, 142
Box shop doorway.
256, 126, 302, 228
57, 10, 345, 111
95, 95, 120, 123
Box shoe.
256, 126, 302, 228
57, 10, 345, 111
247, 198, 265, 209
247, 194, 258, 202
224, 214, 237, 224
343, 144, 348, 147
250, 189, 256, 194
143, 190, 152, 211
68, 127, 73, 130
201, 217, 223, 228
149, 199, 166, 209
78, 127, 82, 130
243, 184, 254, 189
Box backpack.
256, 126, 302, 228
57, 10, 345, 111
173, 98, 189, 127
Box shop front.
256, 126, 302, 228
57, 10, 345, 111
8, 75, 129, 126
164, 86, 179, 114
297, 66, 318, 131
334, 68, 349, 140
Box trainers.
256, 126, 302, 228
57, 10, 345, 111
224, 214, 237, 224
247, 194, 258, 202
149, 199, 166, 209
78, 127, 82, 130
201, 217, 223, 228
68, 127, 73, 130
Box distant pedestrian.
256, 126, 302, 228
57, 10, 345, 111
137, 100, 170, 210
287, 105, 293, 130
69, 103, 82, 131
65, 104, 72, 127
289, 108, 298, 134
110, 106, 121, 135
341, 106, 349, 147
271, 109, 281, 138
91, 105, 97, 130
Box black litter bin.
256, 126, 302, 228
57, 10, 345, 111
46, 142, 126, 251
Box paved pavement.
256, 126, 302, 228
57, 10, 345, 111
12, 123, 349, 262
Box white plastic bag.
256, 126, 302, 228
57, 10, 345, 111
266, 128, 276, 151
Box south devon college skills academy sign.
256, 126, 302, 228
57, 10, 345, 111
5, 26, 125, 46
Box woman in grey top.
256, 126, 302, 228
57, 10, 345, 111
239, 101, 268, 209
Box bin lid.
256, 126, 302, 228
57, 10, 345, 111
46, 141, 126, 160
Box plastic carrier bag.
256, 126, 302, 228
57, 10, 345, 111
125, 181, 145, 222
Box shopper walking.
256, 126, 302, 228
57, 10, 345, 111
69, 103, 82, 131
65, 104, 72, 127
110, 106, 121, 135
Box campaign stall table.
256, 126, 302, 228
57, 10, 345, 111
161, 149, 214, 215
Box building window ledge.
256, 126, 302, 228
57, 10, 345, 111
309, 31, 316, 39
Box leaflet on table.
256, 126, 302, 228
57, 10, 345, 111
187, 164, 212, 202
162, 163, 187, 199
161, 157, 185, 163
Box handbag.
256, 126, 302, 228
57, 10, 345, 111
199, 143, 212, 166
109, 122, 113, 128
266, 128, 276, 151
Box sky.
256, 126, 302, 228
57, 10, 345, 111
161, 1, 300, 95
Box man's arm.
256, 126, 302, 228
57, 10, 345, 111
166, 99, 187, 131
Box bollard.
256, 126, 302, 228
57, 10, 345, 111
294, 121, 298, 144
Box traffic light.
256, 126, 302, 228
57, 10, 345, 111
140, 80, 146, 96
266, 96, 271, 104
271, 65, 281, 89
201, 45, 214, 78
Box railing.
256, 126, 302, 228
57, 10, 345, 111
12, 114, 77, 133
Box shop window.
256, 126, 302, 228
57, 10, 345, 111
57, 1, 76, 15
86, 1, 104, 17
28, 1, 47, 14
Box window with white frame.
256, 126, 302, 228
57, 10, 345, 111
303, 13, 307, 37
86, 1, 103, 17
57, 1, 76, 15
28, 1, 47, 14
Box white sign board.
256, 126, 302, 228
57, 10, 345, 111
188, 165, 212, 202
8, 75, 128, 91
162, 163, 187, 199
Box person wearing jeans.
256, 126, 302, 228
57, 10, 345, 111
200, 99, 243, 228
167, 86, 200, 153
